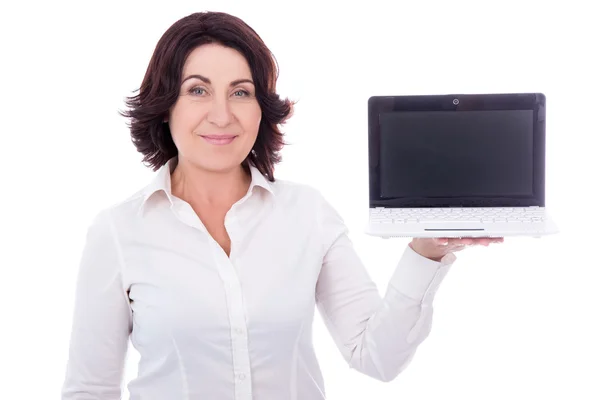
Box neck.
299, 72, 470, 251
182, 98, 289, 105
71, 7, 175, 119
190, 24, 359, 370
170, 157, 251, 209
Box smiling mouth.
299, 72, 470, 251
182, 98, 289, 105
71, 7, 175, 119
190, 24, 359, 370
200, 135, 238, 145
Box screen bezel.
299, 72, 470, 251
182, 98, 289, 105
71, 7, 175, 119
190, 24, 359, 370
368, 93, 546, 208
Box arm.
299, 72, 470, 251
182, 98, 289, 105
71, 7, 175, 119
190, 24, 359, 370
315, 194, 455, 382
61, 209, 132, 399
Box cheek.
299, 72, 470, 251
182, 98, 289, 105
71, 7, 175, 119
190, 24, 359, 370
241, 104, 262, 133
169, 103, 206, 141
171, 102, 201, 127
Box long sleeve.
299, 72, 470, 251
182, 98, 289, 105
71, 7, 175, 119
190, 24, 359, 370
61, 209, 133, 399
315, 194, 455, 382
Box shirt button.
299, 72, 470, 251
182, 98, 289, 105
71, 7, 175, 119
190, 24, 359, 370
235, 328, 244, 335
238, 373, 246, 381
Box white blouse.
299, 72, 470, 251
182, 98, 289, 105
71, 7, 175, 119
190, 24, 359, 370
61, 157, 456, 400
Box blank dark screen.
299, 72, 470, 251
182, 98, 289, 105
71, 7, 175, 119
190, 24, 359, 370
379, 110, 534, 198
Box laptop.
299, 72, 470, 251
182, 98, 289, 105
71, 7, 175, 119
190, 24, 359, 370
365, 92, 559, 239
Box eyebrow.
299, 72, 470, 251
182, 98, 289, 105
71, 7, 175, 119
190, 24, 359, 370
181, 74, 254, 87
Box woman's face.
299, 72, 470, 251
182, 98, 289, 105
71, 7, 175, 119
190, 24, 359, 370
168, 43, 261, 172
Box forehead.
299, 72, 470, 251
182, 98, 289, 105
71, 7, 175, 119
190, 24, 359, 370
182, 43, 252, 80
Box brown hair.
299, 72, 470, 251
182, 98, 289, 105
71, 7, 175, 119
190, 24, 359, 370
119, 11, 295, 181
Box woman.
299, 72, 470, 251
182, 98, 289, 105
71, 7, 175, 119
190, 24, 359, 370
61, 11, 502, 400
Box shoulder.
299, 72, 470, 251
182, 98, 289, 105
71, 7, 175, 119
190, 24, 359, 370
270, 178, 347, 229
270, 178, 330, 210
107, 188, 148, 218
84, 184, 150, 233
271, 178, 321, 199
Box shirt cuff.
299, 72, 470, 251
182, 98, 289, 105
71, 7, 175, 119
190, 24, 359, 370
388, 244, 456, 303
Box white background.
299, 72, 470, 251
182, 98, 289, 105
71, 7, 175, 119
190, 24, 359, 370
1, 1, 599, 399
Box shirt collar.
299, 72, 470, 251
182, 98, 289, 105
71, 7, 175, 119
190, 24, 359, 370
138, 156, 274, 215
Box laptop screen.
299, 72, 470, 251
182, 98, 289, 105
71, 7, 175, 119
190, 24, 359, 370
379, 109, 534, 199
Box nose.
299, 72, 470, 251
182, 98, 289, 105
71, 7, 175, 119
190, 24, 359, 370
206, 96, 233, 128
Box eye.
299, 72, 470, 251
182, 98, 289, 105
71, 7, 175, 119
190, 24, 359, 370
233, 89, 250, 97
189, 86, 206, 96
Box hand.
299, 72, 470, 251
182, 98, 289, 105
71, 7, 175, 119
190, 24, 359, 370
410, 237, 504, 262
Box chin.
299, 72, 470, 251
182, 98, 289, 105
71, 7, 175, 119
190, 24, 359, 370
194, 157, 247, 173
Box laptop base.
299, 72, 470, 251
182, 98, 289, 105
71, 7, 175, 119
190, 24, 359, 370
365, 220, 559, 239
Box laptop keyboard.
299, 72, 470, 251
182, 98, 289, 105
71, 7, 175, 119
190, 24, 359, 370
370, 207, 546, 223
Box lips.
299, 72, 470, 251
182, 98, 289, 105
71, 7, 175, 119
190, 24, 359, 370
200, 135, 237, 145
201, 135, 237, 139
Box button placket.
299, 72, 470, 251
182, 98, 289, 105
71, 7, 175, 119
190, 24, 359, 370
212, 222, 252, 400
227, 280, 252, 400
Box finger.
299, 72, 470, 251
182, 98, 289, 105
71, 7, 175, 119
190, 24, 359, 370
445, 239, 460, 246
450, 243, 467, 251
474, 237, 504, 246
447, 240, 467, 248
450, 237, 473, 245
435, 238, 449, 245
